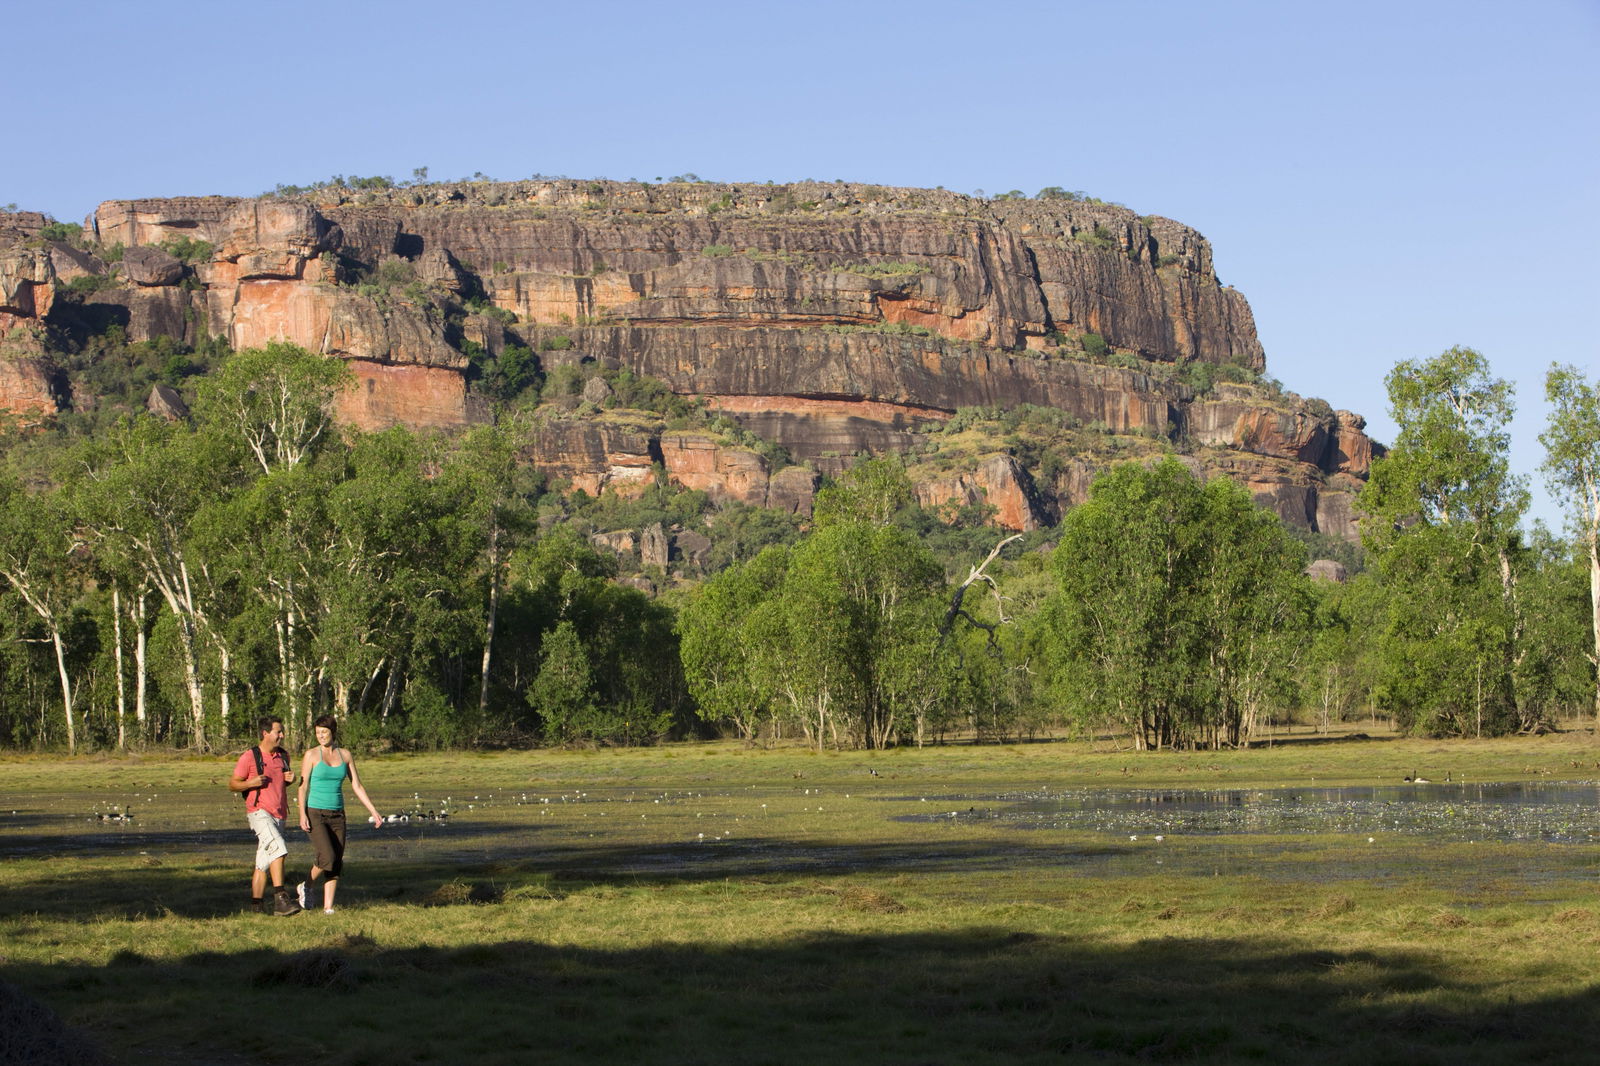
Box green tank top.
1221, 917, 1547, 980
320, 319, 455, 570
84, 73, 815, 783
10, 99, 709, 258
307, 758, 348, 810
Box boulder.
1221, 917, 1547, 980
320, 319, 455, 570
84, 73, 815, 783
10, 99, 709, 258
915, 454, 1047, 531
121, 245, 184, 286
674, 529, 713, 569
147, 383, 190, 421
581, 375, 613, 407
1306, 559, 1349, 583
0, 354, 65, 422
590, 529, 636, 557
641, 522, 668, 570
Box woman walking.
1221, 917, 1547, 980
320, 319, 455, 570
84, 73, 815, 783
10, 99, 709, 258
296, 715, 383, 913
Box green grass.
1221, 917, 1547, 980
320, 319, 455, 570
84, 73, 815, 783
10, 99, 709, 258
4, 727, 1600, 1064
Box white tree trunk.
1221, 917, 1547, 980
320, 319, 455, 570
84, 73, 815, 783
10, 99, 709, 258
134, 589, 149, 733
113, 588, 127, 750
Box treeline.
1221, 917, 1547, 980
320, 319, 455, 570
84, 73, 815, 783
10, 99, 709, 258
1, 345, 1596, 752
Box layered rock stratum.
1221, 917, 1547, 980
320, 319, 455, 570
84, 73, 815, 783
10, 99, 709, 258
0, 180, 1380, 538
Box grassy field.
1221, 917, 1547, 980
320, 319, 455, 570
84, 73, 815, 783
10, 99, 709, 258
3, 725, 1600, 1065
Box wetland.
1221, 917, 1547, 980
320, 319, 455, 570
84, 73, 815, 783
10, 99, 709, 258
4, 730, 1600, 1065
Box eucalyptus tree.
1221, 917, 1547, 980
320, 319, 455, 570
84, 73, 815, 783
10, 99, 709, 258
773, 519, 945, 748
1540, 363, 1600, 720
1191, 475, 1311, 746
683, 457, 951, 750
192, 341, 352, 475
1358, 347, 1529, 735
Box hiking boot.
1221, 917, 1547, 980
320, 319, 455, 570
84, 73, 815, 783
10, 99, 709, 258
273, 886, 301, 916
248, 897, 264, 914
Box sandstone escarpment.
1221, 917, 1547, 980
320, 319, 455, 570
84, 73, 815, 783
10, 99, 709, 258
1, 180, 1377, 536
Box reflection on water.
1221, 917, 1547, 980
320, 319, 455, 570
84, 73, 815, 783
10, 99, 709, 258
908, 782, 1600, 844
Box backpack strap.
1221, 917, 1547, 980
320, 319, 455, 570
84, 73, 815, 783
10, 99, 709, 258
244, 745, 266, 803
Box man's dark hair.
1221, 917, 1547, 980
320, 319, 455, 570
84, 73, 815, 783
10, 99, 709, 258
258, 715, 285, 737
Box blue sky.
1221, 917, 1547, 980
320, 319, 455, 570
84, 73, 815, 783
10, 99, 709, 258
8, 0, 1596, 528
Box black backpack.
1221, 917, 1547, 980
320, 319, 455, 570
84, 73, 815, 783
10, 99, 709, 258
240, 745, 290, 802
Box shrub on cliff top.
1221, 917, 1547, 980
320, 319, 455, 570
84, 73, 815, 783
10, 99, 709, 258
39, 221, 83, 243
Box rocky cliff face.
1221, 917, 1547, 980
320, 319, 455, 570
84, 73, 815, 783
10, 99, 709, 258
0, 181, 1379, 537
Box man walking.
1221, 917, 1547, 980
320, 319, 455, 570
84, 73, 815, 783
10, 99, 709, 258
230, 716, 301, 915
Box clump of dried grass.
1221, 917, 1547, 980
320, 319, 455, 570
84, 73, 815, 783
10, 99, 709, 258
1312, 896, 1356, 919
0, 978, 110, 1066
423, 879, 503, 906
840, 886, 907, 914
253, 949, 357, 990
804, 881, 908, 913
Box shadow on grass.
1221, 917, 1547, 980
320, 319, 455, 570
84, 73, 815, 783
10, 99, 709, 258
1244, 732, 1398, 748
0, 833, 1136, 920
9, 925, 1599, 1066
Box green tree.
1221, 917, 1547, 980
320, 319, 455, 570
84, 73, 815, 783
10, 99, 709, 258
526, 620, 597, 743
1358, 347, 1529, 735
316, 428, 479, 731
193, 342, 352, 474
776, 521, 947, 749
71, 418, 224, 749
813, 456, 915, 529
678, 545, 789, 739
0, 477, 88, 751
511, 525, 686, 744
447, 421, 542, 723
1042, 458, 1309, 749
1540, 362, 1600, 721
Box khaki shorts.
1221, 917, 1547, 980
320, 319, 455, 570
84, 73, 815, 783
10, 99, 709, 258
247, 808, 288, 870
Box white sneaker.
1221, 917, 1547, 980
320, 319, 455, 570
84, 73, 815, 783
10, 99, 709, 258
322, 907, 335, 915
295, 882, 307, 910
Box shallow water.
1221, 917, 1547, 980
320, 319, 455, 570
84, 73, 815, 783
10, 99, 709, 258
4, 780, 1598, 891
899, 781, 1600, 845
